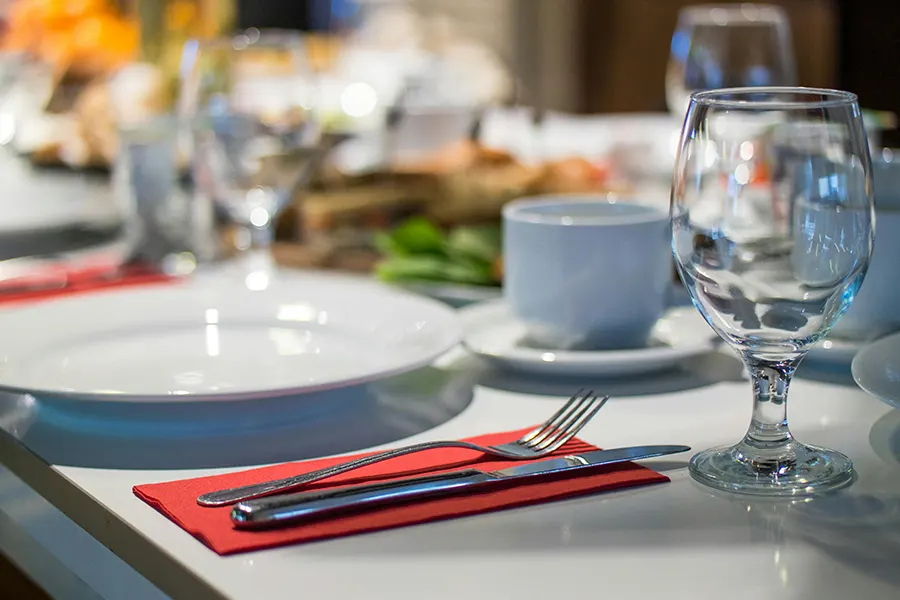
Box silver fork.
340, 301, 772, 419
197, 390, 610, 506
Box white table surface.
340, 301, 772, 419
0, 333, 898, 600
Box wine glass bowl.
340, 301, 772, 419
182, 30, 322, 268
671, 87, 874, 495
666, 4, 796, 118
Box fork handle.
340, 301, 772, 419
196, 440, 491, 506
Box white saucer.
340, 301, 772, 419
399, 281, 501, 308
851, 331, 900, 409
0, 268, 461, 402
459, 300, 719, 377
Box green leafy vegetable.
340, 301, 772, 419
380, 217, 446, 256
374, 217, 502, 287
374, 255, 451, 282
444, 226, 502, 264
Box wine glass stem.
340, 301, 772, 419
239, 222, 275, 273
741, 354, 801, 451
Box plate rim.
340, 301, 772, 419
851, 331, 900, 407
0, 271, 462, 403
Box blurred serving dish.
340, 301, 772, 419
270, 112, 689, 299
274, 139, 617, 286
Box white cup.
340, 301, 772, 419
830, 152, 900, 341
503, 195, 671, 350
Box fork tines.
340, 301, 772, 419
524, 390, 609, 452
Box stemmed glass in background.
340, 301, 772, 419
181, 29, 324, 276
666, 4, 796, 118
671, 87, 874, 495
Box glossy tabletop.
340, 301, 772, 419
0, 334, 898, 600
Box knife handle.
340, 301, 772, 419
231, 469, 494, 530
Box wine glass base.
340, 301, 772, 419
689, 440, 855, 496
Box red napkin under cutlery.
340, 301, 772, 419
0, 262, 175, 306
134, 427, 670, 555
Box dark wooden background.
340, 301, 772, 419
579, 0, 900, 145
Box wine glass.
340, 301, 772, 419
666, 4, 796, 118
181, 29, 322, 273
671, 87, 874, 495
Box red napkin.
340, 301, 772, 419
134, 428, 670, 555
0, 263, 174, 306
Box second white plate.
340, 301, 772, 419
460, 300, 719, 377
852, 331, 900, 409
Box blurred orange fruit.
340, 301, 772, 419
4, 1, 43, 51
37, 28, 76, 67
71, 14, 138, 71
3, 0, 131, 73
35, 0, 109, 23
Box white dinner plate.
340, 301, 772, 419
851, 331, 900, 409
0, 269, 461, 402
459, 300, 719, 377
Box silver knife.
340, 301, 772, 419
231, 445, 690, 530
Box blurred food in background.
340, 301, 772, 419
0, 0, 234, 168
1, 0, 137, 165
0, 0, 514, 169
274, 138, 614, 285
3, 0, 137, 78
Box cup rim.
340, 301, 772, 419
503, 195, 668, 226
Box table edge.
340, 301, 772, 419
0, 429, 228, 600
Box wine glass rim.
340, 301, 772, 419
192, 28, 304, 50
680, 3, 788, 23
690, 87, 859, 110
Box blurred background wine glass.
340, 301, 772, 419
665, 3, 797, 119
181, 29, 324, 275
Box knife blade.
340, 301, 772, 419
231, 444, 690, 530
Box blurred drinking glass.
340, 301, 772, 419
181, 29, 322, 274
666, 4, 796, 118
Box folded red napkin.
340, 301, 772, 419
134, 428, 670, 555
0, 262, 174, 306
